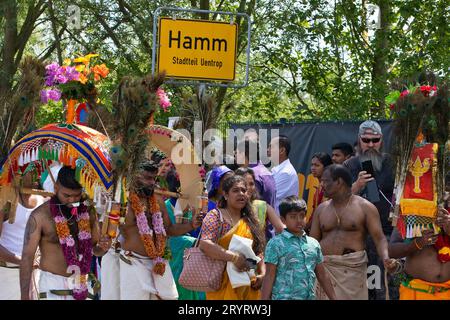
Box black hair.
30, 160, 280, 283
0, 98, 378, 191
324, 164, 352, 188
274, 135, 291, 156
312, 152, 332, 167
279, 196, 307, 218
56, 166, 82, 190
331, 142, 354, 157
218, 175, 265, 255
234, 167, 258, 201
139, 159, 159, 173
166, 169, 180, 193
235, 167, 255, 179
237, 139, 259, 163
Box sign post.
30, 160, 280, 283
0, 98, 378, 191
152, 7, 251, 88
158, 18, 238, 81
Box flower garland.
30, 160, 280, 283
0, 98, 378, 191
129, 192, 167, 275
50, 196, 93, 300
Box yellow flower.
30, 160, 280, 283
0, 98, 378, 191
63, 58, 72, 66
75, 64, 86, 73
73, 53, 99, 64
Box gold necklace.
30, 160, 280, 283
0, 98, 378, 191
223, 208, 235, 226
332, 195, 352, 226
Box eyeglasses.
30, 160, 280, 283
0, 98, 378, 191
360, 137, 381, 144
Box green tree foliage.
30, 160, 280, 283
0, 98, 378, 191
1, 0, 448, 147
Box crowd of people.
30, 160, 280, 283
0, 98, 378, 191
0, 120, 449, 300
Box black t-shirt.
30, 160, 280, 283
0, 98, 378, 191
344, 154, 394, 235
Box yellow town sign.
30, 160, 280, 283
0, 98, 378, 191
157, 18, 238, 81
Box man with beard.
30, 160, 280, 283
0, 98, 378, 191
20, 166, 111, 300
119, 160, 203, 300
343, 120, 396, 299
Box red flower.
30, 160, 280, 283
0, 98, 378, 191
400, 90, 409, 98
420, 85, 431, 97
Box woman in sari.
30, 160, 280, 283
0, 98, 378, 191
199, 175, 266, 300
235, 167, 285, 234
307, 152, 332, 231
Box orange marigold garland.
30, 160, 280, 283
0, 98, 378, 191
129, 192, 167, 275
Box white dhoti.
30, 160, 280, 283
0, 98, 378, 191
100, 248, 121, 300
119, 250, 178, 300
38, 270, 94, 300
0, 263, 20, 300
0, 262, 40, 300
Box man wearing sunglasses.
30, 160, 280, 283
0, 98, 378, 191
343, 120, 396, 300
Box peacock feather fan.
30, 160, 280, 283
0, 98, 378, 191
0, 56, 45, 158
109, 72, 165, 193
390, 79, 449, 225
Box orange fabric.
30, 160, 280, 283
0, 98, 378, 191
309, 186, 326, 223
66, 99, 77, 124
400, 278, 450, 300
206, 219, 260, 300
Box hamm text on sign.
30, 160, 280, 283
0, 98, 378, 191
158, 18, 238, 81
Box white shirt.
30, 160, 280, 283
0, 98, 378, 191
0, 197, 44, 257
271, 159, 299, 214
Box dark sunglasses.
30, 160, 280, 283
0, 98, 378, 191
360, 137, 381, 144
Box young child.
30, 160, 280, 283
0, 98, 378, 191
261, 196, 336, 300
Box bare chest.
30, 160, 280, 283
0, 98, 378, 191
41, 214, 80, 244
319, 204, 365, 233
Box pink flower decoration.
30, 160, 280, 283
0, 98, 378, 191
400, 90, 409, 98
154, 256, 165, 264
79, 212, 90, 220
152, 212, 166, 235
136, 212, 152, 234
65, 237, 75, 247
156, 88, 171, 112
78, 231, 91, 240
199, 166, 206, 178
54, 215, 65, 223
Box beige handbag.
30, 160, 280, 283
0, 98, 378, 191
179, 209, 226, 292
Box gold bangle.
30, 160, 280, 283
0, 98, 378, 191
231, 253, 239, 263
414, 238, 423, 250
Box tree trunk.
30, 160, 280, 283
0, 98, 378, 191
1, 0, 17, 96
371, 0, 390, 118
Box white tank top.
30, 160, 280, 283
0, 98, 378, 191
0, 197, 45, 257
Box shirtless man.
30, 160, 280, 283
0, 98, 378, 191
119, 160, 202, 300
310, 164, 396, 299
389, 203, 450, 300
20, 166, 111, 300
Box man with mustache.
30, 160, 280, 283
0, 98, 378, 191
20, 166, 111, 300
118, 160, 203, 300
343, 120, 396, 300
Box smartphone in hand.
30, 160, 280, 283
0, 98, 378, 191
361, 160, 375, 176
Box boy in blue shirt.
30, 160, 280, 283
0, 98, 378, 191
261, 196, 336, 300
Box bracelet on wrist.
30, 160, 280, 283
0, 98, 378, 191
231, 252, 239, 263
414, 238, 423, 250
